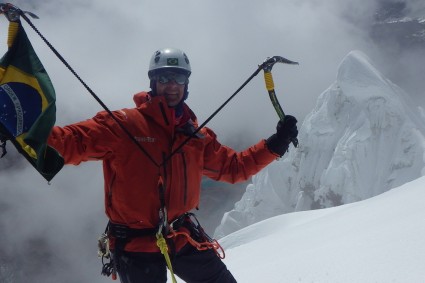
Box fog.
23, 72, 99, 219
1, 0, 424, 282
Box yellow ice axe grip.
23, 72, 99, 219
264, 71, 275, 92
7, 21, 19, 48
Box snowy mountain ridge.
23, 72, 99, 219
372, 1, 425, 47
215, 50, 425, 238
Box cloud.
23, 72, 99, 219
2, 0, 391, 139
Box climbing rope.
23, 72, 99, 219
156, 232, 178, 283
167, 228, 225, 259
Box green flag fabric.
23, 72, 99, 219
0, 21, 63, 181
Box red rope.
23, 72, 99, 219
167, 228, 225, 259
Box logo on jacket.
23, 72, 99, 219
134, 136, 156, 143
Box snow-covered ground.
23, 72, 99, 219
222, 175, 425, 283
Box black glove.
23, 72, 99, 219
266, 115, 298, 157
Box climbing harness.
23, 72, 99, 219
98, 212, 219, 282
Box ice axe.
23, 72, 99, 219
259, 56, 299, 147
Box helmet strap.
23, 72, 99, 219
150, 80, 157, 96
183, 84, 189, 101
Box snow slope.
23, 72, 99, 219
215, 50, 425, 238
222, 175, 425, 283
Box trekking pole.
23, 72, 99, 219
163, 55, 299, 164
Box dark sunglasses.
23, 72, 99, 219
156, 73, 188, 85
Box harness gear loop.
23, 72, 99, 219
101, 222, 159, 280
98, 231, 117, 280
156, 232, 178, 283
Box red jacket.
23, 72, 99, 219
48, 92, 278, 252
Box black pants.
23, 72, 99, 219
116, 244, 237, 283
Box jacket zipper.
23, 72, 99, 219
181, 151, 188, 206
162, 103, 188, 207
160, 152, 168, 210
108, 172, 116, 208
162, 152, 168, 183
159, 102, 170, 126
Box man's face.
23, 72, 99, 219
155, 71, 187, 107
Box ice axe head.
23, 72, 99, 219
0, 3, 39, 21
261, 56, 299, 72
0, 3, 20, 21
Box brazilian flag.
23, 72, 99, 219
0, 21, 63, 181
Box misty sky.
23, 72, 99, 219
3, 0, 424, 144
5, 0, 421, 144
1, 1, 424, 282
